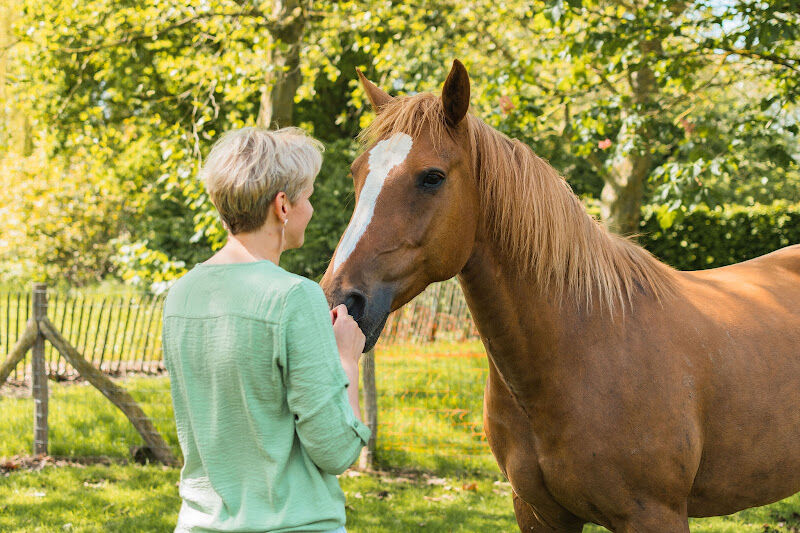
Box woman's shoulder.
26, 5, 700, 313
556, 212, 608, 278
163, 262, 321, 320
283, 275, 326, 305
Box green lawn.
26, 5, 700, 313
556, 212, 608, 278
1, 340, 799, 531
3, 463, 799, 532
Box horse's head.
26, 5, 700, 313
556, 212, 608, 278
320, 60, 479, 351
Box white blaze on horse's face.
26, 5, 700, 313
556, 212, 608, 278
333, 132, 414, 273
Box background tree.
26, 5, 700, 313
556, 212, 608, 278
1, 0, 798, 288
450, 0, 800, 234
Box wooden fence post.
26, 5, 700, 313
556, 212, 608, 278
428, 285, 440, 342
39, 318, 177, 467
358, 348, 377, 470
31, 282, 48, 455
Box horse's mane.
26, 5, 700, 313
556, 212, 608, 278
359, 93, 676, 313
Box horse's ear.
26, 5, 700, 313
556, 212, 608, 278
357, 68, 393, 113
442, 59, 470, 127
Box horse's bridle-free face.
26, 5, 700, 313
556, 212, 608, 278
321, 61, 478, 351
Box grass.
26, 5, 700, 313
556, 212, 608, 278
1, 340, 799, 531
0, 463, 180, 532
374, 339, 495, 474
0, 377, 178, 459
3, 464, 798, 532
0, 466, 521, 532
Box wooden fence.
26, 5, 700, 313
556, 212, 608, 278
0, 284, 177, 465
0, 280, 482, 467
0, 279, 478, 382
1, 291, 166, 380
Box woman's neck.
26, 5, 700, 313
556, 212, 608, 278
205, 225, 283, 265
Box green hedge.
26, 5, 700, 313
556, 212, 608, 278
639, 202, 800, 271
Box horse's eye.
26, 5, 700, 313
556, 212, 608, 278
420, 170, 446, 189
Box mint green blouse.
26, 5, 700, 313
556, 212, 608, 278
162, 260, 370, 532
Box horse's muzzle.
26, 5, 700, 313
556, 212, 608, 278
328, 284, 393, 353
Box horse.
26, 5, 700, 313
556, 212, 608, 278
319, 60, 800, 532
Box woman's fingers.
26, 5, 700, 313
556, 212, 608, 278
332, 304, 349, 324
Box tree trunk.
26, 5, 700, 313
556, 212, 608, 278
257, 0, 306, 129
0, 1, 32, 157
600, 133, 651, 236
0, 0, 11, 153
600, 38, 662, 236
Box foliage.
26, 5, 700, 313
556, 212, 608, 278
280, 139, 357, 279
640, 201, 800, 270
111, 240, 188, 295
2, 0, 799, 286
0, 139, 133, 286
449, 0, 800, 232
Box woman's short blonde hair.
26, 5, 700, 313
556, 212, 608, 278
200, 127, 324, 234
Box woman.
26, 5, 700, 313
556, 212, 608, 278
162, 127, 370, 532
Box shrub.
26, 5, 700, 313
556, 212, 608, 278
639, 202, 800, 270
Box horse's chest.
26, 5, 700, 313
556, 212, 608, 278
482, 367, 567, 480
483, 374, 595, 521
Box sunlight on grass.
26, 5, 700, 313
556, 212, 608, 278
0, 377, 178, 459
1, 340, 799, 531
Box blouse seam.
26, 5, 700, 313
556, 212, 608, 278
164, 313, 279, 325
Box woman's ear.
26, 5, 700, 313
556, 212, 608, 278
272, 192, 289, 222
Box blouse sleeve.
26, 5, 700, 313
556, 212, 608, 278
282, 280, 371, 475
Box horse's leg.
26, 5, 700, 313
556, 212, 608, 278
612, 502, 689, 533
513, 492, 584, 532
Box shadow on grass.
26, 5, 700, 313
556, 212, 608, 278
374, 445, 499, 478
0, 464, 179, 532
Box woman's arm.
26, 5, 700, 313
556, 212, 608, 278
282, 281, 371, 475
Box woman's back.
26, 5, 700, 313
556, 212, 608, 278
163, 260, 369, 532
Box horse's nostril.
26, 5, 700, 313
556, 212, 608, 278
343, 291, 366, 323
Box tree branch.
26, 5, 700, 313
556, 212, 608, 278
590, 65, 621, 95
716, 46, 800, 72
659, 51, 732, 113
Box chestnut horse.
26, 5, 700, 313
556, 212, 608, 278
320, 60, 800, 532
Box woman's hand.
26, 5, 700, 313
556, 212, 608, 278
331, 304, 366, 423
331, 304, 366, 370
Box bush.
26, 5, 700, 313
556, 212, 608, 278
639, 202, 800, 271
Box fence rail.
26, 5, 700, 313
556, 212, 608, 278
0, 279, 478, 381
1, 291, 165, 380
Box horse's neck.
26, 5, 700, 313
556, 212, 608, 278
456, 237, 583, 401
